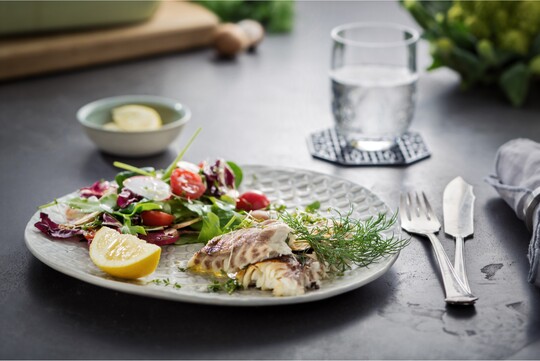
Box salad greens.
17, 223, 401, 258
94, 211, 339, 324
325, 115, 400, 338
35, 128, 406, 281
35, 128, 246, 246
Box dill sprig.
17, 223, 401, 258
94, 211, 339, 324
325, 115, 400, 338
280, 209, 408, 275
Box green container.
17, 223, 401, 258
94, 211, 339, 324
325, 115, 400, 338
0, 0, 161, 36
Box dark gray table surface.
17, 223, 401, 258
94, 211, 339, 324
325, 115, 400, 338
1, 1, 540, 359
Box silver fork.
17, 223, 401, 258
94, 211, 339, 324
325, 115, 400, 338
400, 191, 478, 305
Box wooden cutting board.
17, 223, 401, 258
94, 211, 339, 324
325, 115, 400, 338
0, 1, 219, 81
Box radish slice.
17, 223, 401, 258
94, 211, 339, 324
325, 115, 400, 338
123, 176, 171, 201
177, 161, 200, 174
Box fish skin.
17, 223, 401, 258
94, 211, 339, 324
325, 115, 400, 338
187, 221, 292, 275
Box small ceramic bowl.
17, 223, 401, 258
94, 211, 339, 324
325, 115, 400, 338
77, 95, 191, 157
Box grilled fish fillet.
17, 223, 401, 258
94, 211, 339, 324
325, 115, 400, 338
237, 255, 324, 297
187, 221, 292, 275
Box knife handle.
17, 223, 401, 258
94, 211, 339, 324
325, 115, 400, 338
454, 236, 472, 294
426, 233, 478, 305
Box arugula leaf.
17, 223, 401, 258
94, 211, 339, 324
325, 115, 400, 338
121, 224, 147, 236
220, 194, 238, 206
182, 201, 208, 216
208, 197, 244, 230
174, 233, 201, 245
198, 211, 222, 242
165, 199, 202, 220
118, 201, 162, 216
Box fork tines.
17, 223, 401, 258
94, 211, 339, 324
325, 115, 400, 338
400, 191, 437, 219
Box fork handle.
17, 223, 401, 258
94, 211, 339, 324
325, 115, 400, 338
454, 236, 472, 294
426, 233, 478, 305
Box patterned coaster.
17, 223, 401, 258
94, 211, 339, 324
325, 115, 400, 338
307, 128, 431, 166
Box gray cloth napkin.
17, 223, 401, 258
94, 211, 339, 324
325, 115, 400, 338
486, 138, 540, 287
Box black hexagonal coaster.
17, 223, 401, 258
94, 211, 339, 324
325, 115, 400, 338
307, 128, 431, 166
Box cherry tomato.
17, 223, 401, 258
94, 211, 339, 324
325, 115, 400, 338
236, 191, 270, 211
141, 210, 175, 227
170, 168, 206, 199
84, 230, 96, 244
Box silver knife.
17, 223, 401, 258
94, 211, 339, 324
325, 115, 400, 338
443, 176, 475, 294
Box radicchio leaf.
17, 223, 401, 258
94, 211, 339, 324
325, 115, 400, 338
34, 212, 84, 240
102, 213, 122, 228
138, 228, 179, 246
202, 159, 236, 197
80, 180, 111, 199
117, 188, 142, 209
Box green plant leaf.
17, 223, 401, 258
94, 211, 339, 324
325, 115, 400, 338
305, 201, 321, 213
121, 224, 147, 236
114, 168, 155, 189
267, 1, 294, 33
499, 62, 531, 107
119, 201, 162, 216
427, 56, 444, 71
450, 47, 486, 87
531, 33, 540, 56
443, 19, 476, 50
418, 0, 452, 16
226, 161, 243, 188
99, 194, 119, 213
66, 198, 103, 213
198, 211, 222, 242
401, 0, 437, 31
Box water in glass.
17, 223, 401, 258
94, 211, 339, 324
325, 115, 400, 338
331, 64, 417, 146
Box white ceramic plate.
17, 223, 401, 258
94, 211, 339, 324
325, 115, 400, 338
24, 166, 400, 306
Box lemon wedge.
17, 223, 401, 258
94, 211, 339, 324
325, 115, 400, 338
89, 226, 161, 279
112, 104, 162, 131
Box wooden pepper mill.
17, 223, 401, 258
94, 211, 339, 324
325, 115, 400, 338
213, 20, 265, 58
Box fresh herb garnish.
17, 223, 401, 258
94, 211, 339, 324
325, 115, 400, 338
152, 278, 182, 289
305, 201, 321, 213
280, 210, 408, 275
208, 277, 242, 294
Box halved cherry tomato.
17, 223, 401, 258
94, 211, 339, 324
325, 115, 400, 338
141, 210, 175, 227
84, 230, 96, 244
236, 191, 270, 211
170, 168, 206, 199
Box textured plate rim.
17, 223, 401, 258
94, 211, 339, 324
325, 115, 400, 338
24, 165, 399, 306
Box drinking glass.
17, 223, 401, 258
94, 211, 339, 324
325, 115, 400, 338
330, 22, 419, 151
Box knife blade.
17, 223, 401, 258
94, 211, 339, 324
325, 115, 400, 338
443, 176, 475, 294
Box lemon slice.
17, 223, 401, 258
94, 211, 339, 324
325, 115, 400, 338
89, 226, 161, 279
112, 104, 162, 131
103, 122, 122, 131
